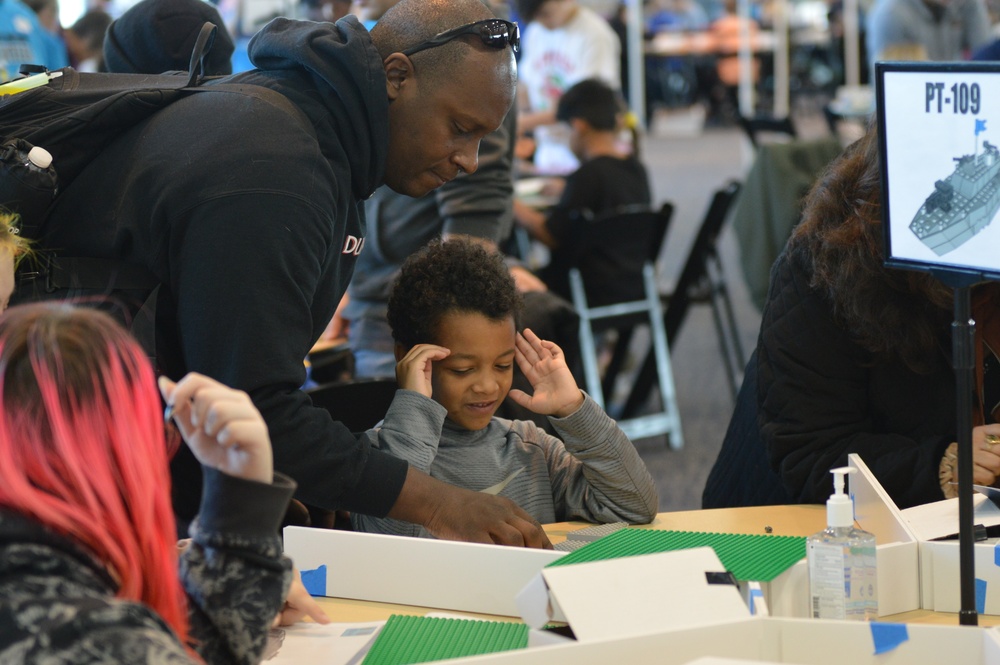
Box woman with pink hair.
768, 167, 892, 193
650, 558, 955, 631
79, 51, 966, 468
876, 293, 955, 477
0, 303, 295, 663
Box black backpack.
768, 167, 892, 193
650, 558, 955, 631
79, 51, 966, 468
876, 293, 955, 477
0, 24, 311, 355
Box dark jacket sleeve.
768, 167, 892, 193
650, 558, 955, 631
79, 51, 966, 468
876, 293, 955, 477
168, 192, 408, 518
757, 251, 952, 508
181, 467, 295, 665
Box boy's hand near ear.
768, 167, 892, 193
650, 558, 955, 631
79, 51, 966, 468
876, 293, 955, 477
508, 328, 585, 418
395, 344, 450, 398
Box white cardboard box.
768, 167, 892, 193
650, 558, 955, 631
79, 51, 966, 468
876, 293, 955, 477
847, 453, 921, 616
847, 453, 1000, 615
515, 546, 752, 640
282, 527, 563, 617
443, 617, 1000, 665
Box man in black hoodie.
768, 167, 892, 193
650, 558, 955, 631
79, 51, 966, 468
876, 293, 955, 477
38, 0, 547, 546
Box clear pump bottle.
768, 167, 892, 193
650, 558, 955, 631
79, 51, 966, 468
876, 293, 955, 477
807, 467, 878, 620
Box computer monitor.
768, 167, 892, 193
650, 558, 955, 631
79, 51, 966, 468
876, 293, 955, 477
876, 61, 1000, 280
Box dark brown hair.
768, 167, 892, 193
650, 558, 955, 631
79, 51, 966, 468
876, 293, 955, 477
789, 124, 954, 372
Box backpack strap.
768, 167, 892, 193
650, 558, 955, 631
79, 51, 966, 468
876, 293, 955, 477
187, 22, 219, 87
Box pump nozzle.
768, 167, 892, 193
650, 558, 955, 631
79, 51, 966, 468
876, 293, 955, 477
827, 467, 856, 528
830, 467, 854, 497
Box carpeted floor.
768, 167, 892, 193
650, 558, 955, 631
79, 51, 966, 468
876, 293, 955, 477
624, 110, 833, 512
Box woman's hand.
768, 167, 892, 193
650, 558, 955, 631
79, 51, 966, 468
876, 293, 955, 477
973, 424, 1000, 486
272, 566, 331, 627
395, 344, 450, 398
508, 328, 584, 418
159, 373, 273, 484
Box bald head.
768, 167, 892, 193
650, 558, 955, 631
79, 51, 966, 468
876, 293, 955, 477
374, 0, 518, 197
371, 0, 515, 89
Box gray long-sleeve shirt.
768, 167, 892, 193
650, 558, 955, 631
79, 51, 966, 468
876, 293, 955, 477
351, 390, 658, 536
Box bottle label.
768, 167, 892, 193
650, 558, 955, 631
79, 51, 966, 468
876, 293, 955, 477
808, 540, 878, 621
808, 541, 846, 619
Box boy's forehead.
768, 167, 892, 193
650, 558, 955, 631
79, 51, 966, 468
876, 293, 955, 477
434, 311, 516, 349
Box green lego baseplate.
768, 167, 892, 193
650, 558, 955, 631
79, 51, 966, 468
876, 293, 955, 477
546, 528, 807, 582
362, 614, 528, 665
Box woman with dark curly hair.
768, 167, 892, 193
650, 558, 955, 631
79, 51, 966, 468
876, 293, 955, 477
726, 123, 1000, 510
351, 238, 657, 537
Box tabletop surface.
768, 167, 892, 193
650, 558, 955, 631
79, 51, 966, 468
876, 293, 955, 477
312, 506, 1000, 627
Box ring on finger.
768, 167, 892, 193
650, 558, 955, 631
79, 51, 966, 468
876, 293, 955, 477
985, 433, 1000, 450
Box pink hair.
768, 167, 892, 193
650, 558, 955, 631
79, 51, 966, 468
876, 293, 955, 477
0, 303, 192, 649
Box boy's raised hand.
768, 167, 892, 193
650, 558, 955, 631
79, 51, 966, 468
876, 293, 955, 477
395, 344, 450, 398
508, 328, 585, 418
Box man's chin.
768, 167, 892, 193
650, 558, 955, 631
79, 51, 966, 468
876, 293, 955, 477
386, 177, 442, 199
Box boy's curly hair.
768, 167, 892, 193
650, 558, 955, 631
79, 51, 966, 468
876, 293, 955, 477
387, 238, 522, 348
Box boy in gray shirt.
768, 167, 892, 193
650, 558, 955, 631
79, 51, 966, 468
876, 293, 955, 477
352, 239, 658, 538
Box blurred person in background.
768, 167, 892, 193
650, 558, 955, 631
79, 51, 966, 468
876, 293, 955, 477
64, 8, 110, 71
0, 0, 67, 79
516, 0, 620, 174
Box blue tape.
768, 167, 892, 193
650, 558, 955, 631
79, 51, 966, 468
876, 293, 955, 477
300, 565, 327, 597
994, 542, 1000, 568
870, 622, 908, 655
977, 577, 987, 614
749, 588, 764, 615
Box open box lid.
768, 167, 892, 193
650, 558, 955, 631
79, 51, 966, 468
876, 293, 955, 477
516, 546, 751, 642
849, 453, 1000, 542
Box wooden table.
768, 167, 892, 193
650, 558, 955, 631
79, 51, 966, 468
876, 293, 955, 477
313, 506, 1000, 627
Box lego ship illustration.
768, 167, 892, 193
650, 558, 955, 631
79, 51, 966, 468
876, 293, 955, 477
909, 139, 1000, 256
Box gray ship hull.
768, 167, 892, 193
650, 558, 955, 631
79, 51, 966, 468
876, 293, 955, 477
910, 142, 1000, 256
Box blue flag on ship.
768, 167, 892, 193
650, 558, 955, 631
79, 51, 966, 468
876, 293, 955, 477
976, 118, 987, 135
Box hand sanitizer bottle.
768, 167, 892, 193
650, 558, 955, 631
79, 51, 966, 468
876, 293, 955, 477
807, 467, 878, 620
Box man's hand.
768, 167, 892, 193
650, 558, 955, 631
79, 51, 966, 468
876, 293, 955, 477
388, 468, 552, 549
508, 328, 584, 418
395, 344, 450, 398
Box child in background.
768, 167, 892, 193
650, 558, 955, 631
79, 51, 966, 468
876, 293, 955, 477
513, 78, 652, 306
351, 239, 657, 538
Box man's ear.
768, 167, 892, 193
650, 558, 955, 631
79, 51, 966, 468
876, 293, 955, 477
383, 53, 413, 101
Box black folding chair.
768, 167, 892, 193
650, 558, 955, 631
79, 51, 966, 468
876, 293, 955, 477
301, 377, 399, 529
621, 181, 745, 419
567, 202, 683, 447
738, 114, 798, 149
306, 377, 399, 433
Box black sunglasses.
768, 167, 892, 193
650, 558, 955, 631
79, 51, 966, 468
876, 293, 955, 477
401, 19, 520, 57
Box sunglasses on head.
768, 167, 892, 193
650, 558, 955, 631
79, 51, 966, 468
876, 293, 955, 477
401, 19, 520, 57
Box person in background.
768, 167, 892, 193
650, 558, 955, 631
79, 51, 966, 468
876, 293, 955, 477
23, 0, 548, 547
64, 9, 110, 71
351, 239, 657, 537
22, 0, 68, 69
302, 0, 353, 23
514, 78, 651, 305
0, 303, 294, 663
866, 0, 990, 74
0, 0, 67, 80
103, 0, 235, 76
711, 123, 1000, 510
516, 0, 621, 174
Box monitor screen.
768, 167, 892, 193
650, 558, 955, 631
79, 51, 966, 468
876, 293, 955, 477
877, 61, 1000, 280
